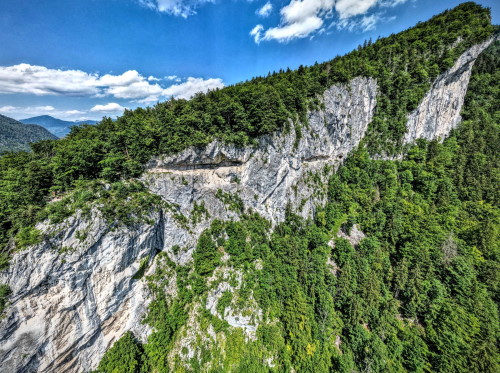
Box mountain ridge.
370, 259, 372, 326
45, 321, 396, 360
20, 115, 98, 138
0, 114, 57, 153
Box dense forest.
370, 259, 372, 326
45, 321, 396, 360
0, 2, 498, 372
94, 36, 499, 372
0, 2, 494, 264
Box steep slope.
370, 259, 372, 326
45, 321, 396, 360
0, 114, 57, 153
0, 3, 498, 373
20, 115, 98, 138
0, 36, 497, 373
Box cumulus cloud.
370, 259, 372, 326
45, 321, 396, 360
163, 77, 224, 99
0, 64, 224, 103
140, 0, 214, 18
336, 13, 375, 31
64, 110, 87, 116
0, 64, 163, 100
256, 2, 273, 17
90, 103, 127, 113
0, 64, 100, 96
336, 13, 394, 31
250, 24, 265, 43
335, 0, 378, 19
98, 70, 164, 101
251, 0, 334, 43
251, 0, 408, 43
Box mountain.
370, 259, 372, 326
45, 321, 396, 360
0, 3, 499, 373
0, 114, 57, 153
20, 115, 98, 137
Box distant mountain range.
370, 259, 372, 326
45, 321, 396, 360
20, 115, 98, 138
0, 114, 58, 153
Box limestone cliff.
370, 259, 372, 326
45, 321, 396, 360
0, 39, 492, 373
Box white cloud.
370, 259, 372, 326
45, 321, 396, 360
0, 64, 223, 103
380, 0, 409, 7
90, 103, 127, 113
163, 77, 224, 99
250, 24, 265, 43
0, 106, 17, 113
335, 0, 378, 19
139, 0, 214, 18
336, 13, 394, 32
251, 0, 334, 43
256, 2, 273, 17
65, 110, 87, 116
0, 64, 101, 96
0, 105, 89, 120
0, 64, 163, 101
165, 75, 182, 82
251, 0, 409, 42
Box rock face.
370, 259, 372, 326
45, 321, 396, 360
0, 211, 161, 372
0, 40, 492, 373
403, 38, 494, 143
144, 76, 378, 256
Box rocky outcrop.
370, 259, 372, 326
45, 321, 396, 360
403, 38, 494, 143
0, 210, 162, 372
144, 76, 378, 254
0, 39, 493, 373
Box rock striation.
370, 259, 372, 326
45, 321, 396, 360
0, 39, 493, 373
0, 211, 161, 372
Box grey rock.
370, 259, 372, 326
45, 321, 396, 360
404, 38, 494, 143
0, 39, 492, 373
0, 210, 161, 372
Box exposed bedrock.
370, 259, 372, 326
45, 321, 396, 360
0, 39, 492, 372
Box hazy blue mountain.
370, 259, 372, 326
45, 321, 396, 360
20, 115, 98, 137
0, 114, 58, 153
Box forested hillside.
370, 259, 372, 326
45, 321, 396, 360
94, 37, 500, 373
0, 114, 57, 153
0, 2, 498, 373
0, 2, 493, 261
20, 115, 98, 138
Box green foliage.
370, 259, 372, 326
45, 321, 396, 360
190, 200, 210, 224
133, 257, 150, 280
0, 284, 10, 315
97, 332, 145, 373
215, 189, 245, 213
0, 2, 493, 266
193, 227, 222, 277
14, 226, 42, 249
0, 114, 57, 153
216, 291, 233, 316
3, 4, 499, 372
99, 36, 499, 372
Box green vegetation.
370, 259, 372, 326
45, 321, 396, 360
0, 114, 57, 153
98, 34, 499, 372
14, 226, 43, 249
0, 284, 10, 315
215, 189, 245, 213
96, 332, 145, 373
0, 3, 493, 263
0, 3, 498, 372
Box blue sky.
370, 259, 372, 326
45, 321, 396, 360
0, 0, 498, 121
